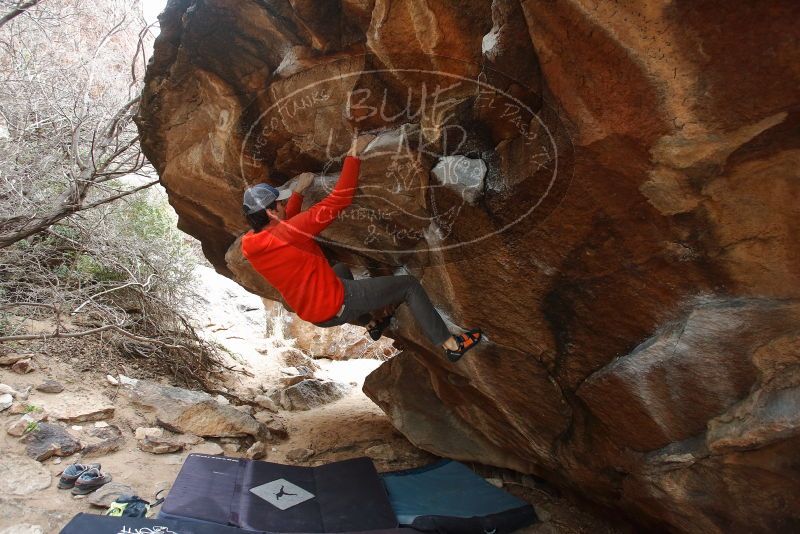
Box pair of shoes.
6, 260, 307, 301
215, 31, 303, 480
58, 463, 101, 489
366, 313, 393, 341
445, 328, 483, 363
71, 467, 113, 495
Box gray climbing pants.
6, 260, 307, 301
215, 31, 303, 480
313, 263, 452, 346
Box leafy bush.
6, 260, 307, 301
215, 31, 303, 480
0, 184, 223, 388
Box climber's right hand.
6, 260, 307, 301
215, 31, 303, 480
293, 172, 314, 194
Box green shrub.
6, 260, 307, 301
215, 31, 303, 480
75, 253, 126, 283
24, 421, 40, 434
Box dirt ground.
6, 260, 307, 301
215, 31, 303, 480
0, 266, 627, 534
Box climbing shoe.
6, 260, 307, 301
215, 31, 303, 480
58, 463, 101, 489
366, 313, 393, 341
71, 467, 112, 495
445, 328, 483, 363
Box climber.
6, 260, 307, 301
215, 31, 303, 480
240, 134, 482, 362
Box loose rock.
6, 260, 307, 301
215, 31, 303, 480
222, 442, 240, 454
0, 393, 12, 412
137, 431, 201, 454
286, 448, 314, 463
0, 353, 32, 366
11, 358, 36, 374
7, 402, 29, 415
21, 423, 81, 461
56, 405, 113, 424
364, 444, 397, 462
245, 441, 267, 460
121, 378, 265, 438
276, 379, 350, 411
139, 436, 182, 454
254, 395, 279, 412
0, 454, 51, 496
35, 380, 64, 394
82, 424, 125, 458
1, 384, 32, 401
253, 411, 288, 440
87, 482, 136, 508
6, 413, 48, 437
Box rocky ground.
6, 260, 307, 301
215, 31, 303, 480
0, 265, 626, 534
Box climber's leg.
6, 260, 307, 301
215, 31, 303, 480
341, 275, 453, 347
331, 262, 354, 280
314, 271, 483, 360
365, 304, 396, 340
329, 263, 370, 325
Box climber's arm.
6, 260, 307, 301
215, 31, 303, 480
282, 172, 314, 219
284, 191, 303, 219
283, 156, 360, 237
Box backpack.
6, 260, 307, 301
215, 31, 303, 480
105, 491, 165, 518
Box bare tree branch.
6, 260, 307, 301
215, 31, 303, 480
0, 1, 150, 249
0, 0, 42, 29
82, 179, 158, 210
0, 323, 185, 348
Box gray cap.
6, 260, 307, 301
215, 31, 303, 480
242, 183, 292, 214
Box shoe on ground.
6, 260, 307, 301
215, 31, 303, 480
58, 463, 101, 489
71, 467, 112, 495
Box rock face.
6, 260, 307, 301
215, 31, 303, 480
136, 1, 800, 531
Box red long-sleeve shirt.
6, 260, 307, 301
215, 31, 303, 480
241, 156, 361, 323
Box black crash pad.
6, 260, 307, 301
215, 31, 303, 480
159, 453, 398, 532
60, 513, 419, 534
60, 512, 257, 533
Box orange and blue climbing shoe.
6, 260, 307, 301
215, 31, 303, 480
445, 328, 482, 362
